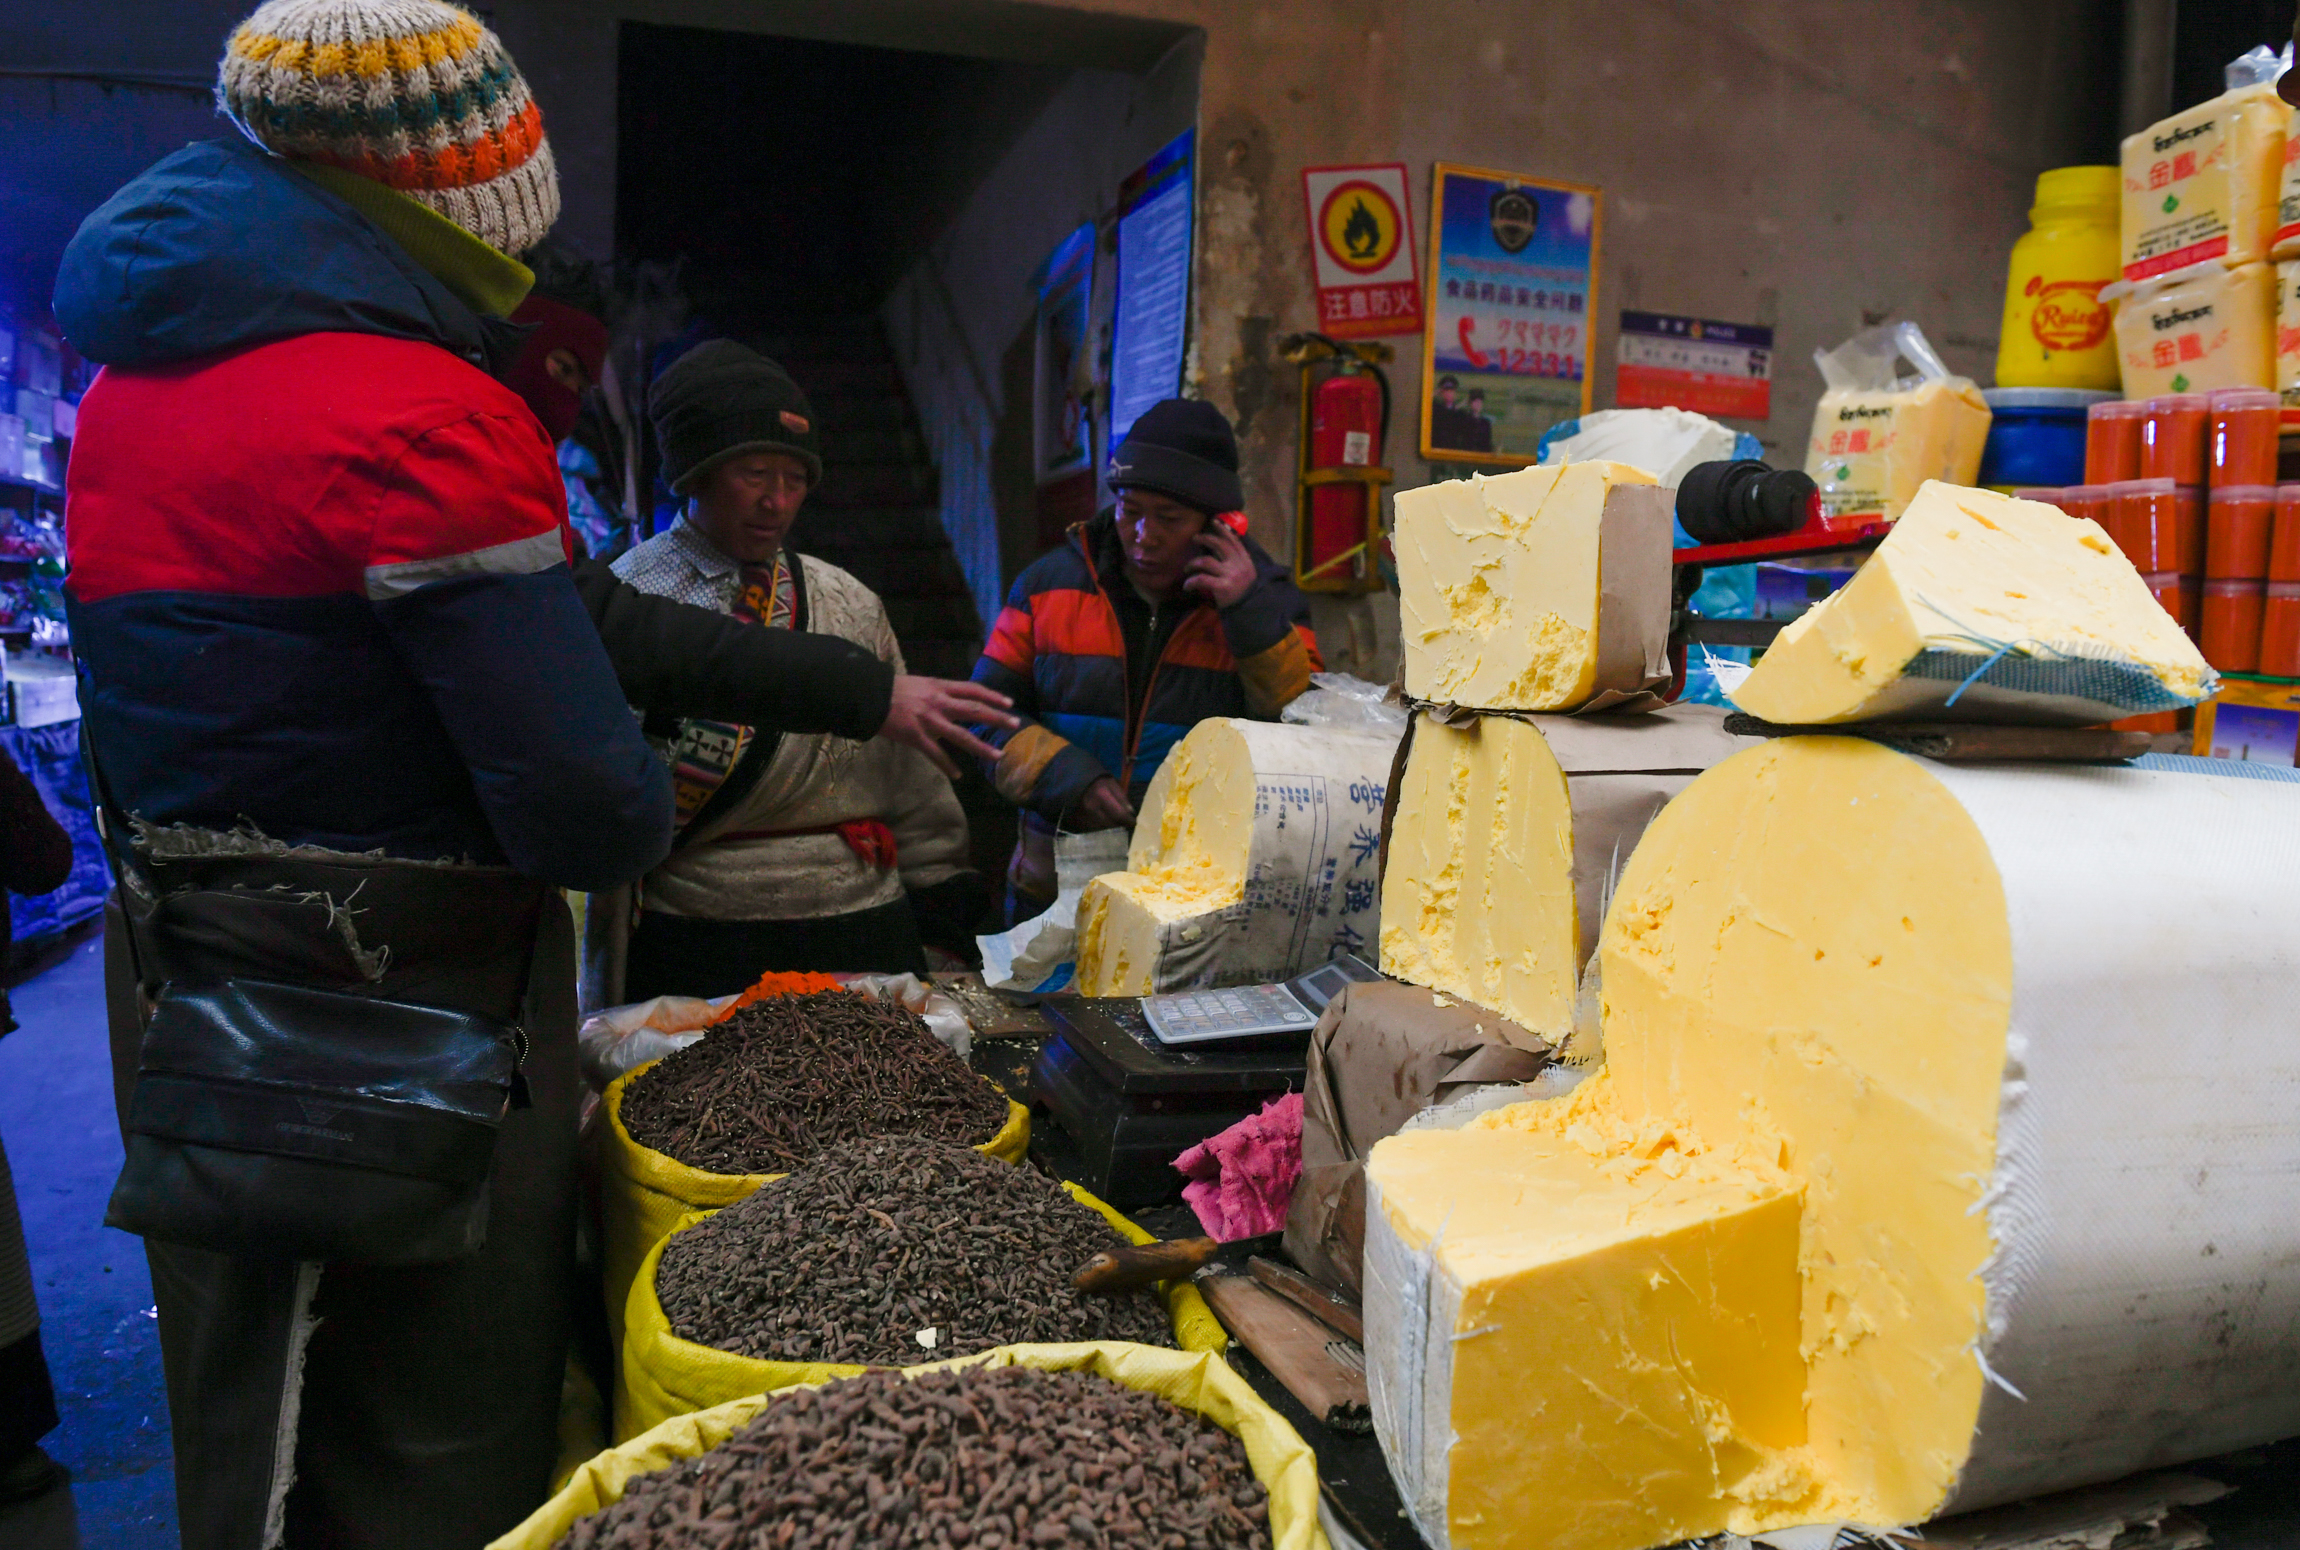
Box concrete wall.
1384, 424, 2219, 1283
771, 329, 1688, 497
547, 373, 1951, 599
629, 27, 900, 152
881, 43, 1201, 633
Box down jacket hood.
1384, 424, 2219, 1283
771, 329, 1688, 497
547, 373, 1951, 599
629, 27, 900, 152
54, 134, 524, 374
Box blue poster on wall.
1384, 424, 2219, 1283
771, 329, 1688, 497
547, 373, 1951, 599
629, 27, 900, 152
1420, 163, 1601, 465
1109, 131, 1194, 451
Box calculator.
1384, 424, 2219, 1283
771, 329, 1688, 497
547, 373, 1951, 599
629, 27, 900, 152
1140, 955, 1382, 1046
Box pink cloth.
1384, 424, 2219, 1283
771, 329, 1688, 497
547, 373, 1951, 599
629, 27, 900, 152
1173, 1092, 1304, 1240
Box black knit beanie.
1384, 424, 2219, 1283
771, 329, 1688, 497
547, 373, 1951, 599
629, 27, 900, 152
650, 339, 822, 495
1108, 398, 1242, 514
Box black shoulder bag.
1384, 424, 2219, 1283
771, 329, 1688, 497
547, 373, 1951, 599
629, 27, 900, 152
87, 733, 533, 1265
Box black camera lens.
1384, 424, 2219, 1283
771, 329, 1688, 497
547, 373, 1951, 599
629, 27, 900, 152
1675, 460, 1819, 546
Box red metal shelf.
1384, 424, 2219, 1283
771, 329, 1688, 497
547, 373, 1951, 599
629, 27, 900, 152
1673, 515, 1891, 567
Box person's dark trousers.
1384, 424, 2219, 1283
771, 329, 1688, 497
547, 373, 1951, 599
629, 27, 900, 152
0, 1130, 60, 1464
106, 901, 583, 1550
622, 898, 927, 1002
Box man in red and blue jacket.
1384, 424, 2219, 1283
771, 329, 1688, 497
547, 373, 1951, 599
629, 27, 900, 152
972, 399, 1320, 913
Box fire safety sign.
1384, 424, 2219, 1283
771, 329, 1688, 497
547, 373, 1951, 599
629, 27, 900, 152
1302, 163, 1424, 339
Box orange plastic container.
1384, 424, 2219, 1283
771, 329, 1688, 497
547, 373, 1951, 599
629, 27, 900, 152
2259, 581, 2300, 677
2142, 570, 2200, 631
2175, 485, 2206, 573
2057, 483, 2110, 528
2208, 388, 2282, 488
2201, 578, 2265, 672
2207, 485, 2276, 578
2114, 479, 2203, 571
2273, 484, 2300, 581
2139, 393, 2210, 484
2085, 400, 2145, 483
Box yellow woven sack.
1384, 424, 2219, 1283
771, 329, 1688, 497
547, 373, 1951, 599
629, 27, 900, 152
616, 1177, 1227, 1441
490, 1342, 1329, 1550
598, 1059, 1028, 1349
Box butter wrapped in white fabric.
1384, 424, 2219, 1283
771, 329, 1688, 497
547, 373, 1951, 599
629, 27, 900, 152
1377, 705, 1754, 1055
1395, 460, 1672, 711
1072, 718, 1401, 996
1732, 482, 2214, 726
1364, 739, 2300, 1550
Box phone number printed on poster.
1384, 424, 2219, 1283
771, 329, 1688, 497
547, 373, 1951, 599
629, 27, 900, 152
1423, 164, 1601, 464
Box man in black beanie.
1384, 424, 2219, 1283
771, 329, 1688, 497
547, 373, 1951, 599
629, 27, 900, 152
970, 397, 1320, 917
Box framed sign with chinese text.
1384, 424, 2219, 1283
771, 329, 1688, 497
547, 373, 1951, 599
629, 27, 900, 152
1420, 163, 1600, 465
1615, 311, 1772, 420
1301, 163, 1424, 338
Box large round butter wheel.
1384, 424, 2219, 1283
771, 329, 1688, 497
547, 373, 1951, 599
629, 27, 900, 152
1074, 717, 1398, 997
1365, 737, 2300, 1550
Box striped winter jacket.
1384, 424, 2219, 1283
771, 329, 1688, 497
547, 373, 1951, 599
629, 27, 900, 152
971, 516, 1320, 821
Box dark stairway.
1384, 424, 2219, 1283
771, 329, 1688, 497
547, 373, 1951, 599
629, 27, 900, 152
761, 317, 984, 680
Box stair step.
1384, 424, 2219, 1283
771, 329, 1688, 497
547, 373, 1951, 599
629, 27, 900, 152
813, 466, 938, 508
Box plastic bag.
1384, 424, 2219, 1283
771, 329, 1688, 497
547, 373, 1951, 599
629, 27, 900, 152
487, 1343, 1330, 1550
576, 995, 733, 1093
1532, 406, 1760, 490
615, 1181, 1226, 1442
1804, 321, 1990, 521
1279, 671, 1410, 733
975, 828, 1130, 990
2226, 41, 2291, 91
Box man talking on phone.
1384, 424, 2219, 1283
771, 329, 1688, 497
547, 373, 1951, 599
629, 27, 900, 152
968, 398, 1321, 921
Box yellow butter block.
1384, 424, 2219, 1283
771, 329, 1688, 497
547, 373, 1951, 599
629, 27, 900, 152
1072, 717, 1397, 995
1369, 1101, 1809, 1550
2121, 85, 2285, 279
2114, 259, 2276, 396
1378, 714, 1574, 1046
1395, 460, 1657, 710
1804, 377, 1991, 523
1073, 865, 1230, 997
1073, 718, 1259, 997
1731, 481, 2210, 725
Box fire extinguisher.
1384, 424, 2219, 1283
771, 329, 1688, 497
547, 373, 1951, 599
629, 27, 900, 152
1306, 349, 1390, 583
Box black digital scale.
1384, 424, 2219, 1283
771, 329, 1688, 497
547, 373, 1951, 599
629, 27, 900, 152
1029, 956, 1381, 1208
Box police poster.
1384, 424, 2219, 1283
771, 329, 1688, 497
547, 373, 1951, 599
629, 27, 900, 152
1420, 164, 1601, 464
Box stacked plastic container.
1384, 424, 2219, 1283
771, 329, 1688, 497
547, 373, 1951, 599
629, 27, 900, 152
2062, 390, 2290, 677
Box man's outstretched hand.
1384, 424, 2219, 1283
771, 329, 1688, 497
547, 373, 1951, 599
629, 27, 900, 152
880, 675, 1018, 778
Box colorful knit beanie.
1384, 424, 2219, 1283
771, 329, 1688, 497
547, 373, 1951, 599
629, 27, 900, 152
217, 0, 560, 257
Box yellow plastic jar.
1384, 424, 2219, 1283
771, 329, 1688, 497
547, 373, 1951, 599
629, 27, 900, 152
1996, 165, 2121, 390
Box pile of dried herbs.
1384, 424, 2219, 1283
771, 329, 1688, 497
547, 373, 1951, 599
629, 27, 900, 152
619, 990, 1008, 1175
554, 1365, 1273, 1550
656, 1137, 1172, 1365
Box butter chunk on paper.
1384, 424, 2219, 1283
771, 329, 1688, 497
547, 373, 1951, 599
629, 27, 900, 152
1731, 480, 2213, 726
1378, 704, 1756, 1055
1365, 737, 2300, 1550
1073, 717, 1399, 996
1395, 460, 1671, 712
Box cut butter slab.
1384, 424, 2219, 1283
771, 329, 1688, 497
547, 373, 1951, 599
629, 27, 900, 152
1378, 714, 1574, 1048
1731, 480, 2212, 725
1379, 706, 1757, 1057
1366, 738, 2300, 1550
1395, 460, 1664, 710
1072, 717, 1397, 996
1368, 1101, 1809, 1550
